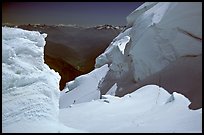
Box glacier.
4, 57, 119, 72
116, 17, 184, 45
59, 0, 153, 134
2, 2, 202, 133
94, 2, 202, 104
59, 2, 202, 132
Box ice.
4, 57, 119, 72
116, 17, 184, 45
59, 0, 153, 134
106, 83, 117, 96
2, 27, 82, 133
95, 2, 202, 92
59, 64, 109, 109
2, 2, 202, 133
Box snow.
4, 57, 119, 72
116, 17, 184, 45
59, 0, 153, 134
2, 27, 84, 133
126, 2, 158, 28
117, 36, 130, 54
59, 85, 202, 133
2, 2, 202, 133
58, 3, 201, 132
59, 64, 109, 109
3, 120, 86, 133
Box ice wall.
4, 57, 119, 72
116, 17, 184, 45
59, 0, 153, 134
95, 2, 202, 96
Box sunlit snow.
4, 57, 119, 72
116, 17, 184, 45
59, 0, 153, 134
2, 2, 202, 133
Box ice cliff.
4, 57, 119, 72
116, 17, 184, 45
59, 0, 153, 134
95, 2, 202, 97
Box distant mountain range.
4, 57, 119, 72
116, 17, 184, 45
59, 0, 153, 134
2, 23, 126, 30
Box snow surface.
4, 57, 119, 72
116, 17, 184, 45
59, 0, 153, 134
59, 85, 202, 133
2, 27, 85, 133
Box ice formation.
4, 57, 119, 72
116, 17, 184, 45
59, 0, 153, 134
95, 2, 202, 96
60, 64, 109, 108
2, 27, 84, 133
2, 2, 202, 133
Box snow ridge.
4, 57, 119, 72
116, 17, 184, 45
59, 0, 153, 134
59, 85, 202, 133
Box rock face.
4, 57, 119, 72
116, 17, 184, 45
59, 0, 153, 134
95, 2, 202, 109
16, 24, 122, 90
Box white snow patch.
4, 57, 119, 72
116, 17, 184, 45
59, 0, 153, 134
117, 36, 130, 54
106, 83, 117, 96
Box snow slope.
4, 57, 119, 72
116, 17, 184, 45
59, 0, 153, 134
95, 2, 202, 98
2, 27, 84, 133
60, 85, 202, 133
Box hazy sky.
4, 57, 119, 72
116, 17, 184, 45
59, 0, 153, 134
2, 2, 144, 27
